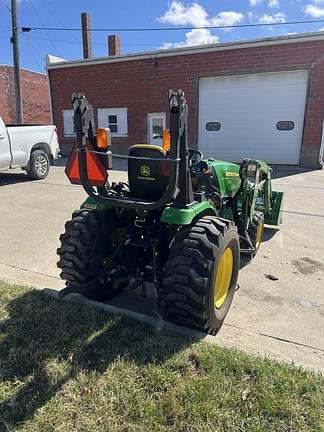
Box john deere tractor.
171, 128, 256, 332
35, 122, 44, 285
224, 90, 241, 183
57, 90, 283, 335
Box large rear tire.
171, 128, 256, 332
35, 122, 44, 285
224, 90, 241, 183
159, 216, 240, 335
57, 208, 122, 299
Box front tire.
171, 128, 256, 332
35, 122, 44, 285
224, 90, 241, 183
159, 216, 240, 335
27, 149, 50, 180
248, 211, 265, 256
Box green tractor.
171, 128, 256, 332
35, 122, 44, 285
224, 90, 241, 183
57, 90, 283, 335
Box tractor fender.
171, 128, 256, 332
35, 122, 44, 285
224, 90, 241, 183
160, 201, 217, 225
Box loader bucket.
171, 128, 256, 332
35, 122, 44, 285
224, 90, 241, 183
264, 191, 284, 226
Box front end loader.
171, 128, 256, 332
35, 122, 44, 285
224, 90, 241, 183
57, 90, 283, 335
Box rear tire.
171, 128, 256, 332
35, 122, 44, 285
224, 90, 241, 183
27, 149, 50, 180
159, 216, 240, 335
57, 209, 122, 299
248, 211, 264, 256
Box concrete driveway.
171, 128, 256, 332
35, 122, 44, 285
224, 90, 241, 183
0, 163, 323, 371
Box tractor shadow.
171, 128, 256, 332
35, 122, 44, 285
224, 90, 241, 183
262, 227, 280, 243
239, 227, 279, 269
270, 165, 315, 179
0, 290, 196, 430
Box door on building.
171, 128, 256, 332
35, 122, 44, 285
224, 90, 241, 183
147, 113, 166, 146
198, 70, 308, 164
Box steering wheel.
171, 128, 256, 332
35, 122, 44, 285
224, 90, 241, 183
188, 148, 204, 168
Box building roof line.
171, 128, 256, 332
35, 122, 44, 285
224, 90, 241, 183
46, 31, 324, 70
0, 64, 46, 76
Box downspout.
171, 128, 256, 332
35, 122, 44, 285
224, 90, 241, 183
46, 67, 54, 125
319, 120, 324, 167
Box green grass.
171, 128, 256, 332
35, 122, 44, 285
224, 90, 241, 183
0, 282, 323, 432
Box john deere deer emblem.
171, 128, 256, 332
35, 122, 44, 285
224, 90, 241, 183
140, 165, 150, 177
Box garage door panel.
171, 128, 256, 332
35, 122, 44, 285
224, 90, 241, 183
198, 71, 308, 165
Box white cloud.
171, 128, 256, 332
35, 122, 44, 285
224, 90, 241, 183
159, 1, 209, 26
160, 28, 219, 49
259, 12, 286, 23
159, 2, 244, 28
305, 4, 324, 17
249, 0, 262, 5
210, 11, 244, 27
268, 0, 280, 7
159, 1, 244, 48
247, 11, 256, 21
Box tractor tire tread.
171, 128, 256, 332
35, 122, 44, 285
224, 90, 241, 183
57, 209, 106, 285
160, 215, 239, 335
248, 211, 265, 256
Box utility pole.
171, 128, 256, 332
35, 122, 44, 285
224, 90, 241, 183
11, 0, 23, 123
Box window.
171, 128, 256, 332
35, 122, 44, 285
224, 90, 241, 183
147, 113, 166, 145
108, 115, 118, 133
63, 110, 75, 136
152, 117, 164, 140
276, 121, 295, 131
206, 122, 221, 131
97, 108, 128, 137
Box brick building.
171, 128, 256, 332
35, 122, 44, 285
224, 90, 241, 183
0, 65, 50, 125
47, 32, 324, 168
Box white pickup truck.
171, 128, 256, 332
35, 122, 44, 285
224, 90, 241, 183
0, 116, 60, 180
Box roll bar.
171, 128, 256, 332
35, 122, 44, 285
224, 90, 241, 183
72, 90, 189, 211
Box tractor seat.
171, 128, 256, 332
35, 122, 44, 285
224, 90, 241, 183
128, 144, 169, 201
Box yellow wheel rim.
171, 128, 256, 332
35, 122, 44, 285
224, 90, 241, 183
214, 248, 234, 309
255, 222, 264, 250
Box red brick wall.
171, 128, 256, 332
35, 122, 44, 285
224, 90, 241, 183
0, 65, 50, 125
49, 40, 324, 168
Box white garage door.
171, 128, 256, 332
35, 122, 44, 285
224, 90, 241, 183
198, 70, 308, 164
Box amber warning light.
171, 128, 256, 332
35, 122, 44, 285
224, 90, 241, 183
96, 128, 111, 149
162, 129, 171, 153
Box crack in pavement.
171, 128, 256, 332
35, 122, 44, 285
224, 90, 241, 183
0, 262, 60, 280
283, 210, 324, 218
224, 322, 324, 353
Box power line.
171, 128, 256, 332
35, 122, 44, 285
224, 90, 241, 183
21, 18, 324, 33
23, 37, 44, 70
38, 0, 80, 42
0, 0, 11, 12
25, 35, 162, 47
27, 0, 60, 56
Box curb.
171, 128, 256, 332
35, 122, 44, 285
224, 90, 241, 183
42, 288, 211, 342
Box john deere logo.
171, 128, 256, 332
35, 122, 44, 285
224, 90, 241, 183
140, 165, 150, 177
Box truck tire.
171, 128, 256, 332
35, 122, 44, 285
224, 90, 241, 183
159, 216, 240, 335
27, 149, 50, 180
57, 209, 123, 299
248, 211, 265, 256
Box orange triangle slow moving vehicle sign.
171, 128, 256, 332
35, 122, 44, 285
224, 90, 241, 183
65, 142, 108, 187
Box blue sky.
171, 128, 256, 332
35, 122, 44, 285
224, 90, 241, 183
1, 0, 324, 73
